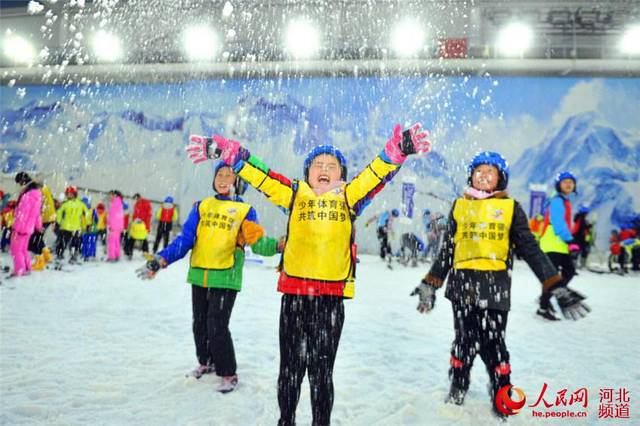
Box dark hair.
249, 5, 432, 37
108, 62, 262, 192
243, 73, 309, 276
15, 172, 32, 185
110, 190, 123, 198
133, 193, 141, 199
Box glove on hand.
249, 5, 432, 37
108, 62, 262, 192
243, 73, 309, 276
384, 123, 430, 164
186, 135, 245, 165
550, 284, 591, 320
186, 135, 218, 164
568, 243, 580, 253
136, 255, 164, 280
410, 280, 437, 313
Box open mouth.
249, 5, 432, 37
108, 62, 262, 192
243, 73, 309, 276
317, 175, 330, 184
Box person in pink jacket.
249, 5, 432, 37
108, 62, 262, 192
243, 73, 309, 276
107, 190, 125, 261
10, 172, 43, 277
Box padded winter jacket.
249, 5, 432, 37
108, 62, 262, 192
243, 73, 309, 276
108, 197, 125, 233
13, 184, 43, 235
425, 191, 562, 311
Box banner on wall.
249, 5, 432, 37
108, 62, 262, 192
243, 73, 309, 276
401, 175, 417, 219
528, 184, 548, 217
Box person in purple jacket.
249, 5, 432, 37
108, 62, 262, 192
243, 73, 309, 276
10, 172, 43, 277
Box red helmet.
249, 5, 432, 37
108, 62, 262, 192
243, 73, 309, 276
96, 202, 105, 211
64, 186, 78, 196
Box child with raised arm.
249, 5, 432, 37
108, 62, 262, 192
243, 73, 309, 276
187, 123, 430, 425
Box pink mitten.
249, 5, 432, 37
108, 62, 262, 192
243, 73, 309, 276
212, 135, 242, 165
186, 135, 214, 164
383, 123, 431, 164
185, 134, 243, 165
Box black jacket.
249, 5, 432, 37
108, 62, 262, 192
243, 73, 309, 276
425, 192, 562, 311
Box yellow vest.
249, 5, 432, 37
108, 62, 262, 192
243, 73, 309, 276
41, 185, 56, 224
96, 211, 107, 230
129, 220, 148, 240
453, 198, 515, 271
283, 182, 354, 286
190, 198, 251, 270
3, 211, 14, 227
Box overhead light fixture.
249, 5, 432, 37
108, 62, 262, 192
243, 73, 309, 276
91, 30, 123, 63
2, 34, 36, 65
183, 25, 219, 62
391, 19, 426, 57
620, 24, 640, 55
284, 18, 321, 59
496, 22, 534, 57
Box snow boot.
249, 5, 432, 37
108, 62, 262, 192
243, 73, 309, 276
42, 247, 53, 263
32, 255, 46, 271
217, 375, 238, 393
445, 383, 467, 405
186, 364, 214, 379
536, 308, 560, 321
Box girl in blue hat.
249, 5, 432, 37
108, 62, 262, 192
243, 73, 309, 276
411, 152, 590, 418
537, 171, 580, 320
186, 123, 430, 425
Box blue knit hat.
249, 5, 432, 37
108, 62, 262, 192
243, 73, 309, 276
213, 162, 248, 195
303, 145, 347, 181
467, 151, 510, 190
555, 171, 577, 193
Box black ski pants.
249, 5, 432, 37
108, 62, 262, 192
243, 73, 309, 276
449, 304, 511, 395
277, 294, 345, 426
191, 285, 237, 376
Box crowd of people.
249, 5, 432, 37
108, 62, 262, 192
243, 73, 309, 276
0, 175, 179, 275
2, 121, 638, 424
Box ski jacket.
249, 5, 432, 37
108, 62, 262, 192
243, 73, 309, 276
133, 198, 152, 231
158, 194, 279, 291
235, 150, 401, 298
425, 191, 562, 311
57, 198, 89, 232
13, 185, 43, 235
40, 185, 56, 224
108, 197, 125, 233
540, 193, 574, 254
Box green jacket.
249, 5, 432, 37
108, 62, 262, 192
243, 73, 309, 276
186, 236, 279, 291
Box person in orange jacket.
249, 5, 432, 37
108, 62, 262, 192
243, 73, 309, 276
529, 213, 544, 241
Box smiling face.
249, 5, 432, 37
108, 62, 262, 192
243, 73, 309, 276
559, 178, 575, 195
214, 166, 236, 194
307, 154, 342, 189
471, 164, 499, 192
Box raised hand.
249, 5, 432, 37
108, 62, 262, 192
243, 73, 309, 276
384, 123, 431, 164
186, 135, 217, 164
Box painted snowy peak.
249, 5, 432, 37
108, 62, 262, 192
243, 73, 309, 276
513, 111, 640, 227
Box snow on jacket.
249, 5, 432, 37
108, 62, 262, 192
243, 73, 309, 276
13, 184, 43, 235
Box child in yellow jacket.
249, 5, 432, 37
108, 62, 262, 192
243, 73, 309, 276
186, 123, 430, 425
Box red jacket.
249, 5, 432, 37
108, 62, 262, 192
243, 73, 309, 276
133, 198, 152, 231
620, 229, 637, 241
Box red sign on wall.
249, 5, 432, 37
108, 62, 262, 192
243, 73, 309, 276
439, 38, 468, 58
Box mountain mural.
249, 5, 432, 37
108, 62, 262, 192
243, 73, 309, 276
1, 77, 639, 252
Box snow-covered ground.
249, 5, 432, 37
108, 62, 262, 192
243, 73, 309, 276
1, 253, 638, 425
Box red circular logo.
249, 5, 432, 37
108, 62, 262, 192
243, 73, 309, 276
495, 385, 527, 416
